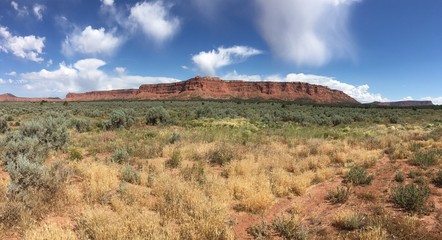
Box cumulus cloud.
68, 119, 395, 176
16, 58, 180, 97
192, 46, 262, 76
0, 26, 45, 62
223, 71, 386, 103
255, 0, 358, 66
33, 4, 45, 20
6, 71, 17, 76
11, 1, 29, 17
62, 26, 123, 56
129, 1, 180, 44
100, 0, 114, 6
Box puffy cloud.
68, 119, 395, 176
115, 67, 126, 74
192, 46, 262, 76
421, 97, 442, 105
223, 71, 387, 103
62, 26, 123, 56
16, 58, 180, 97
100, 0, 114, 6
33, 4, 45, 20
11, 1, 29, 17
6, 71, 17, 76
255, 0, 358, 66
129, 1, 180, 44
0, 26, 45, 62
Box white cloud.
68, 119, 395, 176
16, 58, 180, 97
255, 0, 358, 66
0, 26, 45, 62
421, 97, 442, 105
6, 71, 17, 76
11, 1, 29, 17
46, 59, 53, 67
0, 78, 5, 84
100, 0, 114, 6
223, 71, 386, 103
115, 67, 126, 74
33, 4, 45, 20
192, 46, 262, 76
62, 26, 123, 56
129, 1, 180, 44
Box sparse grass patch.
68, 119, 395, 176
247, 221, 272, 240
69, 147, 83, 161
164, 150, 181, 169
208, 145, 234, 166
121, 165, 140, 184
24, 222, 77, 240
111, 148, 129, 164
410, 150, 438, 168
326, 186, 351, 204
272, 214, 308, 240
333, 210, 367, 231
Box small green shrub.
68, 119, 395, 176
208, 146, 234, 166
111, 148, 130, 164
272, 214, 308, 240
69, 148, 83, 161
326, 186, 351, 204
247, 221, 272, 239
70, 118, 91, 133
394, 171, 405, 183
410, 150, 438, 168
0, 117, 9, 133
391, 183, 430, 213
346, 166, 373, 185
106, 109, 136, 130
1, 132, 48, 165
180, 162, 206, 185
333, 211, 367, 231
408, 170, 422, 179
145, 106, 170, 125
432, 170, 442, 187
121, 165, 141, 184
169, 132, 181, 144
165, 150, 181, 169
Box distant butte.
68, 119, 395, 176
369, 100, 434, 107
1, 76, 359, 104
0, 93, 61, 103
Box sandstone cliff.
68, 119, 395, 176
65, 76, 359, 104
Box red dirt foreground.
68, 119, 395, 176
65, 76, 360, 104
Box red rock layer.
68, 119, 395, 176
65, 77, 359, 104
0, 93, 61, 102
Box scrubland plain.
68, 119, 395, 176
1, 100, 442, 239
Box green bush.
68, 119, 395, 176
0, 117, 9, 133
165, 150, 181, 169
111, 148, 130, 164
121, 165, 141, 184
69, 148, 83, 161
105, 109, 136, 130
169, 132, 181, 144
410, 150, 438, 168
333, 211, 367, 231
394, 171, 405, 183
391, 183, 430, 213
20, 117, 68, 151
145, 106, 170, 125
346, 166, 373, 185
208, 146, 234, 166
432, 170, 442, 187
180, 162, 206, 185
70, 118, 92, 133
1, 133, 48, 165
247, 222, 272, 239
326, 186, 351, 204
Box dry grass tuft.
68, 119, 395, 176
24, 222, 77, 240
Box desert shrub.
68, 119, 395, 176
272, 214, 308, 240
208, 146, 234, 166
247, 222, 272, 239
180, 162, 206, 185
326, 186, 351, 204
165, 150, 181, 169
0, 117, 9, 134
106, 109, 136, 130
111, 148, 129, 164
333, 210, 367, 231
391, 183, 430, 213
20, 117, 68, 151
69, 148, 83, 161
346, 166, 373, 185
410, 150, 438, 168
394, 171, 405, 183
145, 106, 170, 125
121, 165, 141, 184
70, 118, 92, 133
432, 170, 442, 187
408, 170, 422, 179
169, 132, 180, 144
0, 201, 30, 229
427, 127, 442, 141
1, 133, 48, 165
389, 115, 399, 124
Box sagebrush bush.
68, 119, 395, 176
20, 118, 68, 151
121, 165, 141, 184
111, 148, 129, 164
346, 166, 373, 185
0, 117, 9, 134
104, 109, 136, 130
1, 133, 48, 165
391, 183, 430, 213
145, 106, 170, 125
208, 146, 234, 166
70, 118, 92, 133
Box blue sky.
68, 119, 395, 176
0, 0, 441, 103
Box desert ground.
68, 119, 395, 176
1, 100, 442, 239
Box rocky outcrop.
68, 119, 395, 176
370, 101, 434, 107
66, 76, 359, 104
0, 93, 61, 102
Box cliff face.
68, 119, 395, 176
0, 93, 61, 102
65, 77, 359, 104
